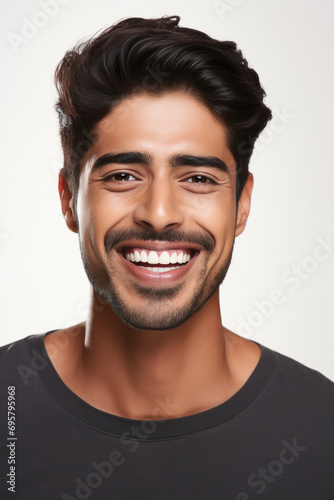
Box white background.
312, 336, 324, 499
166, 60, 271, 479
1, 0, 333, 380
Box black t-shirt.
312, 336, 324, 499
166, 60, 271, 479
0, 330, 334, 500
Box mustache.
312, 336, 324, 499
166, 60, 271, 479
104, 227, 215, 254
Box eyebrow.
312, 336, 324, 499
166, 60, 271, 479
91, 152, 230, 175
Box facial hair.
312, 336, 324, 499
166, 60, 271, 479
79, 227, 234, 330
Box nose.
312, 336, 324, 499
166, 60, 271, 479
133, 178, 185, 232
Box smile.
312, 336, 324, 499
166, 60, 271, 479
118, 245, 199, 278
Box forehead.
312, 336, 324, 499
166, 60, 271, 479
85, 91, 236, 171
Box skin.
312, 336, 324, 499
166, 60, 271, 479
44, 91, 261, 420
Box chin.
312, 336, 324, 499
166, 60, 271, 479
108, 301, 195, 331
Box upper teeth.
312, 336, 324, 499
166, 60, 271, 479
125, 250, 191, 265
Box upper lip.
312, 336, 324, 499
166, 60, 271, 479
115, 241, 203, 253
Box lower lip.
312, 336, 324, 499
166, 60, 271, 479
117, 252, 199, 284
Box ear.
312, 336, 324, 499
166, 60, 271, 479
58, 172, 78, 234
235, 172, 254, 237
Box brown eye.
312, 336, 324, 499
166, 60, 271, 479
104, 172, 136, 182
186, 175, 215, 184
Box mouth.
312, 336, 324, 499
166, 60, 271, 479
113, 242, 201, 283
120, 246, 199, 273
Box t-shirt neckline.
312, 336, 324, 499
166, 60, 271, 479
26, 330, 277, 440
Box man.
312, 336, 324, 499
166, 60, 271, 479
0, 15, 333, 500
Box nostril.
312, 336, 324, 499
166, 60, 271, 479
140, 220, 155, 228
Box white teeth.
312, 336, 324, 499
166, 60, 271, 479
170, 252, 178, 264
139, 266, 181, 273
125, 249, 192, 265
159, 251, 170, 265
177, 253, 184, 264
148, 251, 159, 264
140, 250, 148, 263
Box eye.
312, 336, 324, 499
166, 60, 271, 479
103, 172, 136, 182
185, 175, 216, 184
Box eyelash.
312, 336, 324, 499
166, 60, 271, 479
185, 175, 217, 185
102, 172, 218, 185
103, 173, 136, 182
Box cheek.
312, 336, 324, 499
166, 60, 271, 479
78, 190, 129, 259
190, 194, 237, 268
185, 192, 236, 238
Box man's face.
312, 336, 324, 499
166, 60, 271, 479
66, 92, 252, 330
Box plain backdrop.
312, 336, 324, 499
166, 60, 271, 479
1, 0, 333, 380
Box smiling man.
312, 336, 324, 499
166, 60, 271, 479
1, 16, 333, 500
75, 92, 241, 332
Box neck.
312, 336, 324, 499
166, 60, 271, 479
45, 288, 261, 420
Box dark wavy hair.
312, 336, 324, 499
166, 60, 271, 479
55, 15, 272, 218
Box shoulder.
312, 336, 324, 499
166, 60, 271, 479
0, 335, 34, 363
260, 344, 334, 418
269, 346, 334, 389
0, 332, 56, 385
